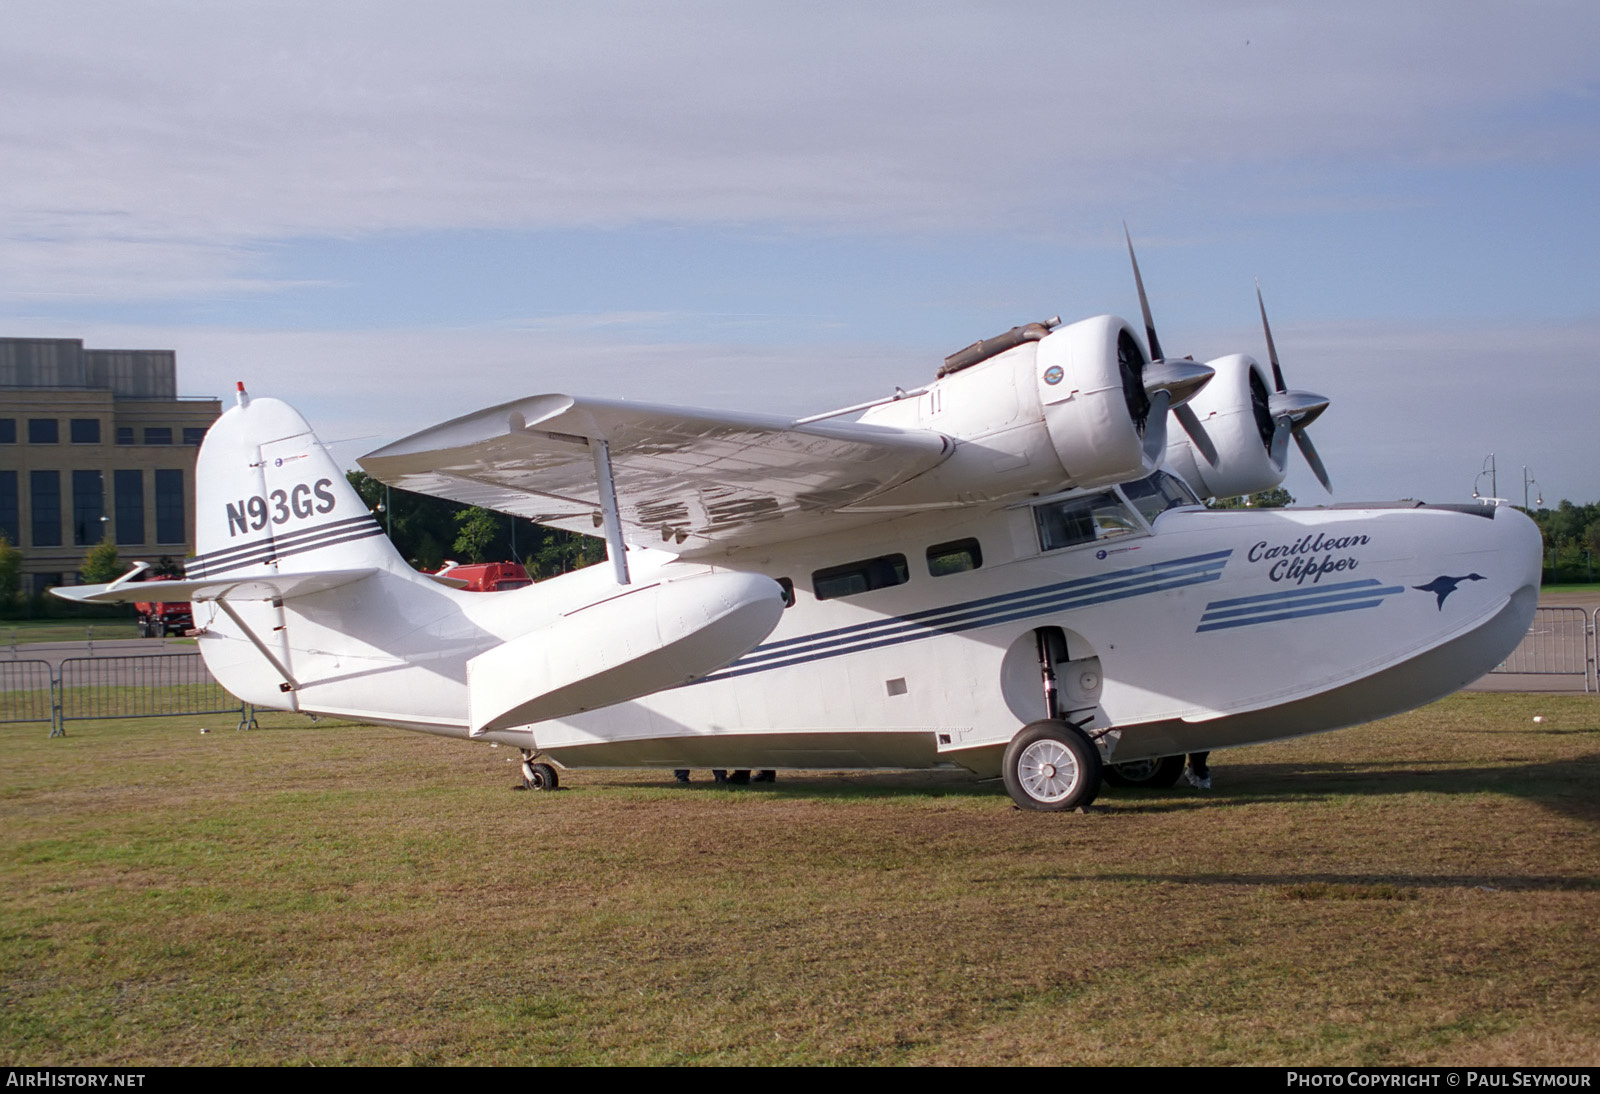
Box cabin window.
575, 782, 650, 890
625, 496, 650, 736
1034, 492, 1141, 552
926, 538, 982, 576
812, 554, 909, 601
1119, 471, 1201, 525
776, 577, 795, 607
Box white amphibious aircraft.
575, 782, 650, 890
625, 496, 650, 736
59, 244, 1542, 811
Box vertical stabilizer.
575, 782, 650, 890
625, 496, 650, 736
188, 393, 403, 579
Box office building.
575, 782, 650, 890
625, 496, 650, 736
0, 337, 221, 596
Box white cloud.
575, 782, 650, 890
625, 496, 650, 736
3, 2, 1598, 297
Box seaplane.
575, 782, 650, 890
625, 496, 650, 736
57, 236, 1543, 811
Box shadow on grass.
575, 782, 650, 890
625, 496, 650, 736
1212, 754, 1600, 824
584, 752, 1600, 825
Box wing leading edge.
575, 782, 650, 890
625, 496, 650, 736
359, 394, 952, 553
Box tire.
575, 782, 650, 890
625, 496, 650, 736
1102, 754, 1186, 789
1002, 720, 1102, 812
522, 761, 559, 791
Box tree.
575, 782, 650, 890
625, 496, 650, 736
80, 536, 123, 584
346, 470, 604, 577
452, 507, 498, 564
0, 533, 21, 610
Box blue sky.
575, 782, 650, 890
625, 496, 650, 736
3, 1, 1596, 507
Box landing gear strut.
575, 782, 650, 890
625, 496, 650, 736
519, 750, 559, 791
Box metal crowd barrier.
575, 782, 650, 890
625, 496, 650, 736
1487, 606, 1596, 692
1, 653, 255, 737
0, 659, 57, 730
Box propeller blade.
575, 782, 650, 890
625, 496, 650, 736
1256, 281, 1286, 393
1294, 428, 1332, 492
1125, 223, 1164, 362
1174, 403, 1218, 466
1141, 388, 1171, 463
1269, 416, 1292, 472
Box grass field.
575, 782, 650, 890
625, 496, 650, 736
2, 694, 1596, 1066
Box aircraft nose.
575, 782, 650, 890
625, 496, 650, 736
1493, 505, 1544, 593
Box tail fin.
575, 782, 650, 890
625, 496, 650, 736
189, 387, 405, 580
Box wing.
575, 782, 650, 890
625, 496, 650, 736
359, 394, 952, 553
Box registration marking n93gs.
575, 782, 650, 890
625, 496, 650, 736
226, 478, 337, 536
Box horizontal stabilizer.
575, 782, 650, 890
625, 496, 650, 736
52, 567, 378, 605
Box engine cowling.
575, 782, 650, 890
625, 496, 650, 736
1164, 353, 1287, 499
1035, 315, 1168, 489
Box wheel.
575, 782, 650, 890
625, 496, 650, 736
1102, 754, 1186, 789
727, 770, 751, 785
521, 761, 559, 791
1002, 720, 1102, 812
137, 617, 152, 638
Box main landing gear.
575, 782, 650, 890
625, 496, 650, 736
1002, 719, 1103, 812
519, 750, 559, 791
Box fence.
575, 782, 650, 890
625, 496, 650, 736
1, 653, 255, 736
1485, 606, 1596, 692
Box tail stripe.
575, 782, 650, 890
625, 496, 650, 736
191, 514, 375, 571
188, 518, 386, 578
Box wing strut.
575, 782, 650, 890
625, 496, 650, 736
591, 439, 630, 586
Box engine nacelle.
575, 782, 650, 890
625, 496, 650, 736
1035, 315, 1166, 489
856, 315, 1166, 507
1164, 353, 1287, 499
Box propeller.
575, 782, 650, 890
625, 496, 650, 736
1255, 282, 1332, 492
1123, 225, 1217, 465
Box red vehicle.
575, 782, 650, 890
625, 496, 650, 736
429, 561, 533, 592
133, 576, 193, 638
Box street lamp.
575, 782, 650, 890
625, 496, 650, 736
1471, 453, 1497, 500
1522, 467, 1543, 510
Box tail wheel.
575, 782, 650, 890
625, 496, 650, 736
1002, 720, 1102, 812
1102, 754, 1186, 789
521, 761, 559, 791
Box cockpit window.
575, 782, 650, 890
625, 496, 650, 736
1119, 471, 1202, 526
1035, 492, 1142, 552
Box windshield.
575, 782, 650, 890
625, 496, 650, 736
1034, 492, 1142, 552
1119, 471, 1202, 526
